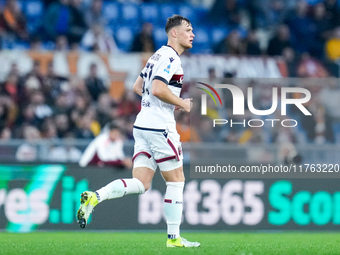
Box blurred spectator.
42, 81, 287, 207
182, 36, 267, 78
300, 103, 335, 144
197, 117, 219, 142
23, 75, 42, 108
214, 30, 244, 54
48, 143, 82, 162
176, 111, 200, 143
0, 96, 14, 127
244, 30, 261, 55
297, 52, 329, 78
1, 73, 20, 103
15, 125, 40, 161
0, 0, 28, 40
131, 22, 155, 53
277, 142, 302, 164
27, 61, 44, 86
79, 122, 132, 168
272, 125, 297, 144
117, 90, 140, 118
267, 24, 292, 56
246, 0, 269, 29
284, 0, 316, 54
319, 80, 340, 121
68, 0, 87, 45
85, 107, 101, 136
29, 35, 43, 51
0, 125, 11, 140
43, 62, 69, 104
122, 116, 134, 141
69, 94, 89, 129
40, 117, 58, 139
208, 0, 242, 26
239, 126, 266, 144
8, 62, 22, 78
84, 0, 106, 28
53, 93, 70, 114
55, 35, 69, 51
223, 129, 239, 143
15, 104, 39, 128
313, 107, 335, 144
312, 2, 333, 58
282, 47, 298, 77
266, 0, 288, 28
96, 93, 115, 127
43, 0, 71, 41
81, 24, 118, 53
55, 113, 71, 138
30, 91, 53, 126
75, 116, 94, 139
85, 63, 107, 101
324, 0, 340, 27
325, 26, 340, 62
48, 135, 82, 162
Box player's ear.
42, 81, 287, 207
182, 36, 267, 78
170, 28, 177, 38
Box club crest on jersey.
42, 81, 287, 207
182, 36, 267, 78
164, 64, 171, 74
151, 53, 161, 61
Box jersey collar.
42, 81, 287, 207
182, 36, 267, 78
165, 45, 179, 56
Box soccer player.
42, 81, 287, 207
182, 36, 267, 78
77, 15, 200, 248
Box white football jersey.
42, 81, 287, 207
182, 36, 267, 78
134, 45, 184, 130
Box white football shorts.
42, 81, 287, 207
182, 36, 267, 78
132, 126, 183, 171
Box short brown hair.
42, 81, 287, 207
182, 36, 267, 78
165, 15, 191, 33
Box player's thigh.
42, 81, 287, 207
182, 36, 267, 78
149, 130, 183, 172
133, 167, 155, 191
161, 166, 185, 182
132, 128, 157, 171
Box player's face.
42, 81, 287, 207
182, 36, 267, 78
177, 21, 195, 49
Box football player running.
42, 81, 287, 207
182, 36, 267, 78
77, 14, 199, 248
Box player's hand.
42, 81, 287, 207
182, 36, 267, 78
179, 98, 193, 112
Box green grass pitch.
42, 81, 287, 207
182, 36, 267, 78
1, 232, 340, 255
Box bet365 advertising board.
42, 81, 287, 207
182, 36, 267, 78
0, 164, 339, 232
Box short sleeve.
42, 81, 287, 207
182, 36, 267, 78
153, 54, 180, 85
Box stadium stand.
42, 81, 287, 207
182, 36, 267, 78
0, 0, 340, 150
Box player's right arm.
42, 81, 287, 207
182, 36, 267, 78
133, 76, 144, 97
151, 79, 192, 112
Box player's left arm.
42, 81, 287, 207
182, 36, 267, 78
151, 79, 192, 112
133, 76, 144, 97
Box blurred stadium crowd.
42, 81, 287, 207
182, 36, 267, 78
1, 0, 340, 57
1, 0, 340, 156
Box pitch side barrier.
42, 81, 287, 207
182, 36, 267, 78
1, 163, 340, 232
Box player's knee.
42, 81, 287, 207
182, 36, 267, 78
162, 169, 185, 182
133, 177, 151, 192
137, 179, 151, 192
